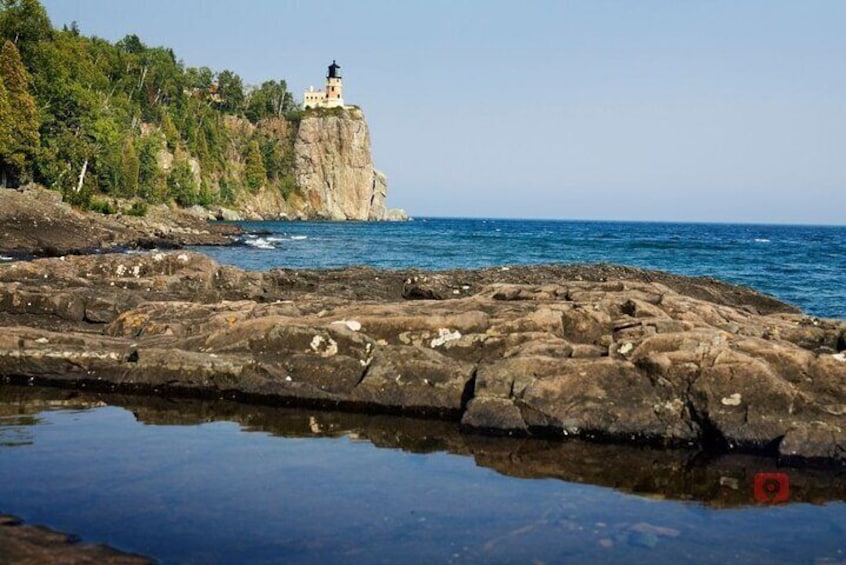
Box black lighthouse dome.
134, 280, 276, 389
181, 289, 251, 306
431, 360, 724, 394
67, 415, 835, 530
327, 60, 341, 79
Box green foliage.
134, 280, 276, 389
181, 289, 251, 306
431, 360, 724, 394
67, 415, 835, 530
0, 75, 12, 175
197, 181, 215, 207
89, 197, 117, 215
0, 0, 53, 66
218, 177, 235, 204
160, 110, 179, 150
278, 174, 298, 201
305, 105, 346, 118
244, 140, 265, 192
0, 0, 305, 208
121, 136, 140, 196
167, 156, 197, 207
0, 39, 39, 184
245, 80, 296, 123
137, 134, 162, 199
127, 200, 147, 217
215, 69, 244, 113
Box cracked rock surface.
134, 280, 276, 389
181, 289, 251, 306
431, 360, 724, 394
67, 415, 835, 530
0, 251, 844, 464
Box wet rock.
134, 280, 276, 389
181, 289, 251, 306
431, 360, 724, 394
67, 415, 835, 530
0, 513, 150, 564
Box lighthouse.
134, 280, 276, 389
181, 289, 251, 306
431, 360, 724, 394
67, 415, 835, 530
303, 60, 346, 109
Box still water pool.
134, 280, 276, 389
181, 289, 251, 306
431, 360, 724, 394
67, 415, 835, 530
0, 387, 844, 563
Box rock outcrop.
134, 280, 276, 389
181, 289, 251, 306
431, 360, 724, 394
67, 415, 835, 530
0, 514, 150, 564
0, 252, 843, 464
293, 108, 405, 221
0, 186, 241, 257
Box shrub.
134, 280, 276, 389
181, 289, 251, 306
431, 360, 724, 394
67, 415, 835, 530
127, 200, 147, 217
89, 198, 116, 215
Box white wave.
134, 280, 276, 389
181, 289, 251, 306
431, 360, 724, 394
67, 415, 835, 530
754, 238, 771, 243
0, 255, 12, 261
290, 235, 308, 240
244, 237, 276, 250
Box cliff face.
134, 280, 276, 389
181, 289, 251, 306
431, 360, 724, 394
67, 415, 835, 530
142, 108, 404, 222
293, 108, 401, 221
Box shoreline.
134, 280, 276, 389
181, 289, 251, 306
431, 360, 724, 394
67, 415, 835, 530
0, 513, 151, 564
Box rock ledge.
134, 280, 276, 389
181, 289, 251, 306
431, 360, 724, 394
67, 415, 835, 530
0, 251, 843, 465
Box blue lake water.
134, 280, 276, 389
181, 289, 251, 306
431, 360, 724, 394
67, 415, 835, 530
0, 389, 844, 564
196, 218, 846, 318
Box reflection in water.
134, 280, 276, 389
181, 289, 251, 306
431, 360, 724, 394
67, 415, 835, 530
0, 386, 844, 564
1, 386, 843, 507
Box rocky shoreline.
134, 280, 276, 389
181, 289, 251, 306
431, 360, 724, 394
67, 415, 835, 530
0, 513, 150, 564
0, 186, 242, 258
1, 249, 843, 465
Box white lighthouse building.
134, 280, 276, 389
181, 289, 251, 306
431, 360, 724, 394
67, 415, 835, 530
303, 60, 345, 109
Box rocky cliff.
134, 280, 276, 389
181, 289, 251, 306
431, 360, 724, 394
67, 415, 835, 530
207, 108, 405, 221
292, 108, 402, 221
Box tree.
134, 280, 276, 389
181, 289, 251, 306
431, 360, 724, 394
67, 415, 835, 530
136, 134, 161, 200
216, 69, 244, 113
160, 108, 179, 149
245, 80, 294, 123
244, 140, 265, 192
168, 155, 197, 206
185, 66, 213, 91
116, 33, 144, 54
0, 0, 53, 66
121, 136, 139, 196
0, 39, 39, 185
0, 74, 13, 175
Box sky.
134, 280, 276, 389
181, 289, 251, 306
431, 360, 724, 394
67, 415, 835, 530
42, 1, 846, 224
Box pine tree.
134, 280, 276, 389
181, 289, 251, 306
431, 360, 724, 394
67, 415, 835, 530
121, 136, 140, 196
0, 39, 39, 185
244, 140, 265, 192
160, 109, 180, 150
0, 74, 13, 182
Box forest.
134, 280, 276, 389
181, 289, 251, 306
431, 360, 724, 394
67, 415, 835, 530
0, 0, 302, 212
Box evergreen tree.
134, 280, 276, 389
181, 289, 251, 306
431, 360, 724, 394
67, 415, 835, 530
244, 140, 265, 192
160, 109, 179, 150
121, 136, 140, 196
168, 155, 197, 206
0, 0, 53, 66
0, 74, 12, 171
0, 0, 302, 206
216, 69, 244, 113
0, 39, 38, 185
137, 134, 162, 200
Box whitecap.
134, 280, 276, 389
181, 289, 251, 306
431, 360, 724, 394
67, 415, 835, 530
290, 235, 308, 241
245, 237, 275, 250
754, 238, 771, 243
0, 255, 12, 261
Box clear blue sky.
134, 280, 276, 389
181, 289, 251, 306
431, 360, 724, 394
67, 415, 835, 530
43, 1, 845, 224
